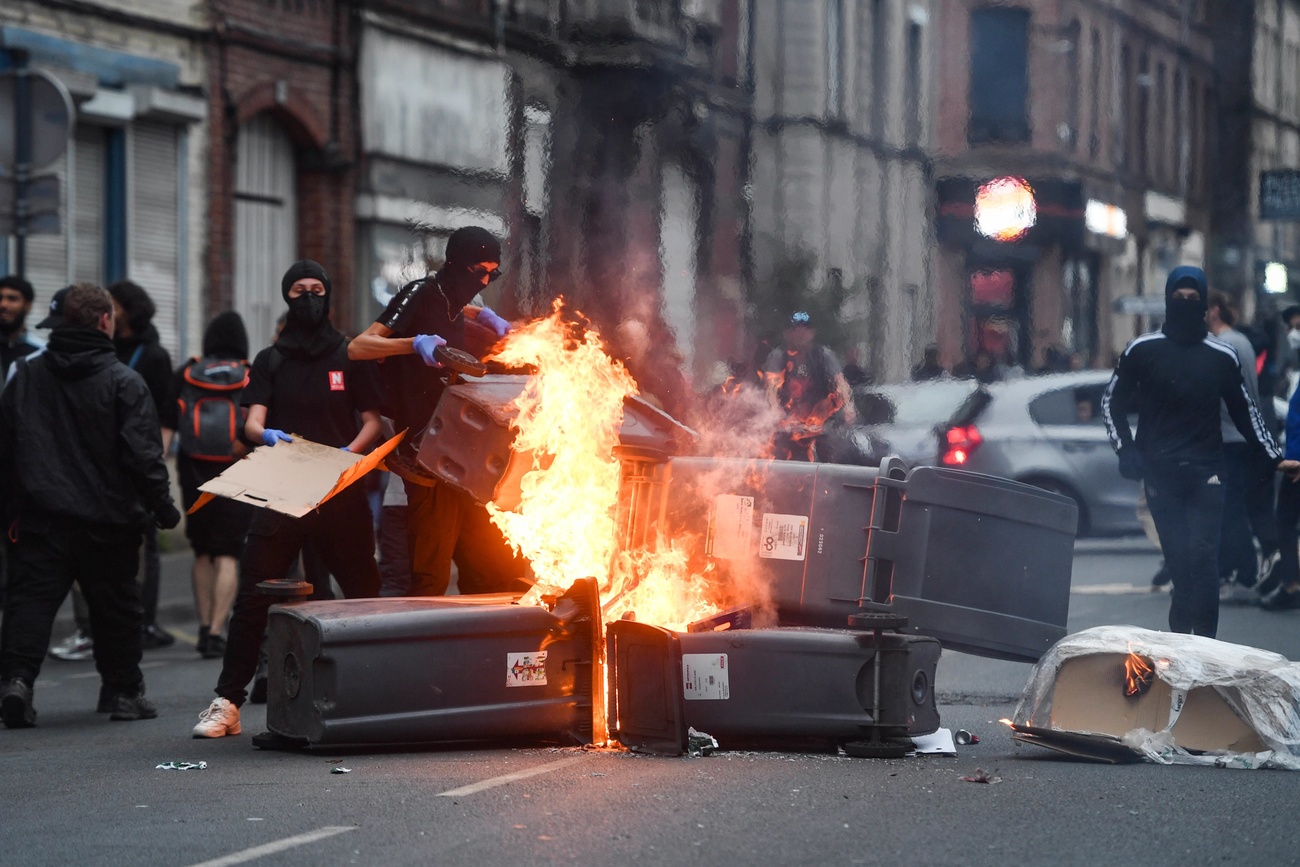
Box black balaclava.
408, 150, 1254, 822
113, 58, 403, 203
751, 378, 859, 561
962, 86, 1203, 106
438, 226, 501, 310
203, 311, 250, 360
276, 259, 343, 360
1162, 265, 1209, 346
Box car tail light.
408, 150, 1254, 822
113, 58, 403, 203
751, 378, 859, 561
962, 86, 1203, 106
940, 424, 982, 466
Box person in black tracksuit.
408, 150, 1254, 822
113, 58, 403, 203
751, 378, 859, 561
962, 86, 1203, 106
0, 284, 181, 727
192, 261, 382, 738
1103, 266, 1300, 638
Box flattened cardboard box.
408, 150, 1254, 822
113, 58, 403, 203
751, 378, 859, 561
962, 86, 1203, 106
1012, 652, 1264, 761
191, 431, 404, 518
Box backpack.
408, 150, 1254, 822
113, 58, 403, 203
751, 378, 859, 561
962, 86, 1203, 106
177, 357, 250, 461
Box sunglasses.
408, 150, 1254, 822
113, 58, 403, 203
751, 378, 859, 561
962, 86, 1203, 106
471, 264, 503, 283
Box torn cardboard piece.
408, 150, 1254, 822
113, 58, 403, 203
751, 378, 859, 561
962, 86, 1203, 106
1012, 625, 1300, 769
190, 430, 405, 518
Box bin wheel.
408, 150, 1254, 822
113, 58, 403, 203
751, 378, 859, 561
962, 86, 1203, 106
255, 579, 314, 598
435, 345, 487, 378
847, 611, 909, 631
842, 737, 911, 759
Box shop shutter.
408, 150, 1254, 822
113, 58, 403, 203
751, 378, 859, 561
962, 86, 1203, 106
22, 142, 70, 310
234, 113, 297, 351
129, 121, 180, 359
72, 125, 105, 286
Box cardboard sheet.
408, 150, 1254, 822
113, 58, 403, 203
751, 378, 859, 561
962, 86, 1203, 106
190, 430, 405, 518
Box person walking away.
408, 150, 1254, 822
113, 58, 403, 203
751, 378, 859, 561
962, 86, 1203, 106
1103, 267, 1299, 639
0, 276, 42, 379
911, 344, 945, 382
0, 283, 180, 727
175, 312, 255, 659
348, 226, 522, 598
108, 281, 177, 650
192, 261, 383, 738
762, 311, 856, 461
1205, 292, 1271, 601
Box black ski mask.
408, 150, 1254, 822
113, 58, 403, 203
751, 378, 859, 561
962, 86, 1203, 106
1161, 265, 1209, 346
438, 226, 501, 310
276, 260, 343, 360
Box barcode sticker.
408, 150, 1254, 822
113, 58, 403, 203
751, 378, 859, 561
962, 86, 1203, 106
758, 513, 809, 560
711, 494, 754, 560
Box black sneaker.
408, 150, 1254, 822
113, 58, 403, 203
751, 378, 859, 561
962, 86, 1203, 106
196, 626, 210, 656
97, 682, 112, 713
141, 624, 175, 649
108, 691, 158, 721
1257, 556, 1284, 599
0, 678, 36, 728
1261, 587, 1300, 612
202, 634, 226, 661
1150, 561, 1171, 590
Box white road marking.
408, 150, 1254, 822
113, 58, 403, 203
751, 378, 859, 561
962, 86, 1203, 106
186, 826, 355, 866
437, 757, 586, 798
1072, 583, 1156, 595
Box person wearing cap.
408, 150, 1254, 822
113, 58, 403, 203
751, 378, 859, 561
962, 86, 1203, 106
0, 276, 42, 379
192, 261, 383, 739
761, 311, 856, 461
349, 226, 525, 597
0, 283, 181, 728
1103, 266, 1300, 638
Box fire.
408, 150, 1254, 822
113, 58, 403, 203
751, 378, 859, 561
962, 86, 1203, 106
485, 301, 725, 632
1123, 652, 1155, 697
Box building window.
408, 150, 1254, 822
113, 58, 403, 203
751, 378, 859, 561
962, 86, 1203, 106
968, 6, 1031, 144
905, 20, 923, 145
871, 0, 890, 138
827, 0, 846, 119
1116, 42, 1130, 169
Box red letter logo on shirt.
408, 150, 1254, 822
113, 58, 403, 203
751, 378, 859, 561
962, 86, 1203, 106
328, 370, 345, 391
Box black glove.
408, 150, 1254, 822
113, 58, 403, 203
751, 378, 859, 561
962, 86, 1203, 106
155, 502, 182, 530
1117, 448, 1144, 481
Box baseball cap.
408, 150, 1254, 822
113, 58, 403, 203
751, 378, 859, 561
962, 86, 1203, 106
37, 287, 71, 329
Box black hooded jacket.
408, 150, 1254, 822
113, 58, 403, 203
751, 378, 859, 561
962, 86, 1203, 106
0, 326, 174, 529
115, 323, 178, 430
1103, 266, 1281, 465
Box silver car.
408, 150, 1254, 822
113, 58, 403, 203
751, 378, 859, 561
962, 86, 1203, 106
831, 379, 983, 467
936, 371, 1140, 537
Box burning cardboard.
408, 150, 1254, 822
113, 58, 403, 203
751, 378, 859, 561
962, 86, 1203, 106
190, 431, 404, 518
1010, 625, 1300, 769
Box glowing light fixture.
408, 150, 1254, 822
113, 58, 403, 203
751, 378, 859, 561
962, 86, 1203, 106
1265, 261, 1288, 294
974, 177, 1037, 242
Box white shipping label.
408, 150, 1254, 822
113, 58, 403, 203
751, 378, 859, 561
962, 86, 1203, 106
711, 494, 754, 560
506, 651, 548, 687
682, 653, 730, 700
758, 513, 809, 561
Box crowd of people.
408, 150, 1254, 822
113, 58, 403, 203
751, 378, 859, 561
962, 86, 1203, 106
0, 226, 525, 735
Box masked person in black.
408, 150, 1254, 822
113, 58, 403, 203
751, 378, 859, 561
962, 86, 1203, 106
0, 283, 180, 728
1103, 266, 1300, 638
193, 261, 383, 738
349, 226, 525, 598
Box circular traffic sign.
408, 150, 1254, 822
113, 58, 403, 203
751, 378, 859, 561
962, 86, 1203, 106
0, 68, 75, 169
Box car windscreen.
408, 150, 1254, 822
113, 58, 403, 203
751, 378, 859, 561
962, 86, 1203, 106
855, 381, 981, 427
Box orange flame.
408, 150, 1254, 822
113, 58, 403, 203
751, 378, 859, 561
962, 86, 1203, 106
486, 300, 725, 632
1123, 652, 1155, 697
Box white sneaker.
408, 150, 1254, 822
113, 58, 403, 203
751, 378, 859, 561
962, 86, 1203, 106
1219, 582, 1260, 606
192, 697, 241, 738
49, 629, 94, 661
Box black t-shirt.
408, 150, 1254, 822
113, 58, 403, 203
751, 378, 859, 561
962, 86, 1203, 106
374, 275, 469, 452
242, 341, 381, 448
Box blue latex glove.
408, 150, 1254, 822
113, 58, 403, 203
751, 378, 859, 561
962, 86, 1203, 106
262, 429, 293, 447
477, 307, 511, 338
412, 333, 447, 367
340, 446, 350, 452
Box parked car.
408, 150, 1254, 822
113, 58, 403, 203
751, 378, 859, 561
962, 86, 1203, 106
827, 378, 982, 467
935, 371, 1140, 537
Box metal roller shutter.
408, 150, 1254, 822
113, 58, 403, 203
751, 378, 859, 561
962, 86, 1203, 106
234, 113, 297, 352
23, 143, 70, 309
129, 121, 180, 359
72, 124, 105, 286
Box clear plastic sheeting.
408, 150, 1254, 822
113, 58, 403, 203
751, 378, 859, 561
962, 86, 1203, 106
1014, 625, 1300, 770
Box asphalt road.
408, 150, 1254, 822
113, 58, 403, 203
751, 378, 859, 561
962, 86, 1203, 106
6, 539, 1300, 866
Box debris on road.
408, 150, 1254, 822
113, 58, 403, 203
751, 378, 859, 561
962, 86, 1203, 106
954, 729, 979, 745
959, 768, 1001, 784
331, 767, 352, 774
910, 728, 956, 755
155, 761, 207, 771
687, 727, 718, 757
1011, 625, 1300, 769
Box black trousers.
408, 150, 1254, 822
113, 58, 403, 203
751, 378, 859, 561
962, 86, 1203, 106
1218, 443, 1257, 584
404, 481, 527, 597
1144, 459, 1226, 638
1, 520, 144, 693
215, 487, 380, 706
